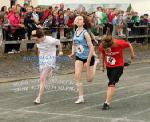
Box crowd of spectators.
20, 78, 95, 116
0, 3, 150, 51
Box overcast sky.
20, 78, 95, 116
38, 0, 150, 15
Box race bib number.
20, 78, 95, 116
106, 56, 116, 65
76, 45, 84, 54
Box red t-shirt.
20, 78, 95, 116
99, 40, 130, 67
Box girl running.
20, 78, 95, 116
99, 31, 135, 110
32, 29, 63, 104
69, 15, 97, 104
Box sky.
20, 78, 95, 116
37, 0, 150, 15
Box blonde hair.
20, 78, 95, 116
74, 15, 84, 25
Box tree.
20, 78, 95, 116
126, 3, 132, 12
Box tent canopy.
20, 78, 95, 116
37, 0, 130, 12
37, 0, 150, 15
37, 0, 130, 5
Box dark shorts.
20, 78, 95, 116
106, 66, 124, 86
76, 56, 95, 66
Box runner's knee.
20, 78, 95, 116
108, 81, 116, 87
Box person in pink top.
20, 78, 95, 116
8, 11, 25, 39
9, 11, 21, 26
99, 31, 135, 110
8, 5, 16, 20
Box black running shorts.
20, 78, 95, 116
106, 66, 124, 86
76, 56, 95, 66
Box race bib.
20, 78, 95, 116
106, 56, 116, 65
76, 45, 84, 54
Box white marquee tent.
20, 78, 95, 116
37, 0, 150, 15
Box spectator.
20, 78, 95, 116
41, 6, 52, 24
95, 6, 103, 35
59, 3, 64, 11
20, 3, 28, 16
36, 6, 43, 22
24, 6, 37, 40
0, 14, 4, 27
3, 12, 9, 24
9, 11, 25, 40
1, 6, 7, 14
66, 11, 75, 38
106, 8, 116, 34
101, 8, 108, 34
32, 8, 39, 24
54, 6, 59, 12
143, 14, 149, 25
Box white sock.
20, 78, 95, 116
105, 101, 110, 105
79, 96, 84, 99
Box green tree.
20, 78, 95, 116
126, 3, 132, 12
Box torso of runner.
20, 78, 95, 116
73, 29, 90, 59
99, 40, 130, 67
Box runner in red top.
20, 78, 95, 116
99, 34, 135, 110
99, 39, 131, 67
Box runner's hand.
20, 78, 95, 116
68, 54, 74, 59
102, 67, 105, 72
131, 54, 136, 60
58, 51, 63, 56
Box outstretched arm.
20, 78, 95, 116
100, 52, 105, 72
84, 31, 94, 66
128, 43, 135, 60
68, 41, 75, 57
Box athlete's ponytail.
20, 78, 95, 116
101, 28, 113, 49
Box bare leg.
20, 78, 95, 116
86, 61, 97, 82
102, 86, 115, 110
74, 60, 84, 103
75, 60, 84, 96
35, 67, 52, 103
106, 86, 116, 104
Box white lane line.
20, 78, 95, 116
0, 70, 149, 103
0, 72, 107, 102
19, 81, 149, 110
0, 77, 108, 102
126, 67, 150, 72
0, 111, 11, 115
0, 72, 145, 101
0, 79, 105, 102
72, 91, 150, 114
111, 117, 145, 122
0, 108, 14, 115
2, 108, 143, 122
131, 108, 150, 116
19, 91, 150, 122
0, 85, 149, 122
39, 91, 150, 122
37, 112, 143, 122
